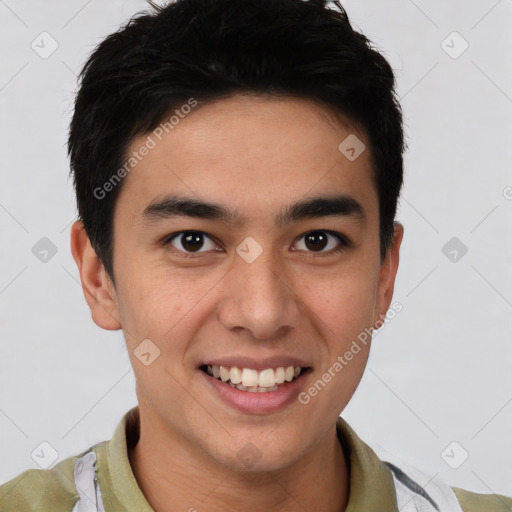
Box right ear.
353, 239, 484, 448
70, 220, 122, 330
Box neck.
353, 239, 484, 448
128, 410, 350, 512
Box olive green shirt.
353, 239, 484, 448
1, 405, 510, 511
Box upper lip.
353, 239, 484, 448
199, 355, 312, 371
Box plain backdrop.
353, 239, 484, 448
1, 0, 511, 497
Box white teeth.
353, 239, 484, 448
219, 366, 230, 382
204, 364, 304, 391
258, 368, 276, 387
275, 367, 285, 384
229, 367, 242, 385
241, 368, 259, 387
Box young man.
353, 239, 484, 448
1, 0, 510, 510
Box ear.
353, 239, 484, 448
70, 220, 122, 330
372, 222, 404, 329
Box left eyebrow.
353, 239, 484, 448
141, 193, 366, 228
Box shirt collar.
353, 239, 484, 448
103, 406, 398, 511
335, 415, 398, 511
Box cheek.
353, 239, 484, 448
115, 265, 219, 348
301, 273, 376, 411
298, 266, 378, 342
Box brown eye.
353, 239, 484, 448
165, 231, 218, 254
304, 232, 329, 251
293, 230, 350, 254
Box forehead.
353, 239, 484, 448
116, 94, 377, 225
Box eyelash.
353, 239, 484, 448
162, 230, 352, 259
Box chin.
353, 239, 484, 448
205, 437, 300, 475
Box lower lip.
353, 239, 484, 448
199, 370, 309, 414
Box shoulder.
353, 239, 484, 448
384, 460, 512, 512
452, 486, 512, 512
0, 451, 80, 512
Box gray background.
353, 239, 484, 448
1, 0, 511, 497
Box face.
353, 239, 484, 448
72, 93, 403, 472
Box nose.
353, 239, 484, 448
217, 250, 301, 341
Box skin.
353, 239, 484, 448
71, 93, 404, 512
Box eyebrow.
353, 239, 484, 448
141, 193, 366, 228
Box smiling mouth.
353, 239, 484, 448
200, 364, 311, 393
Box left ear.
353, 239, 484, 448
372, 221, 404, 329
